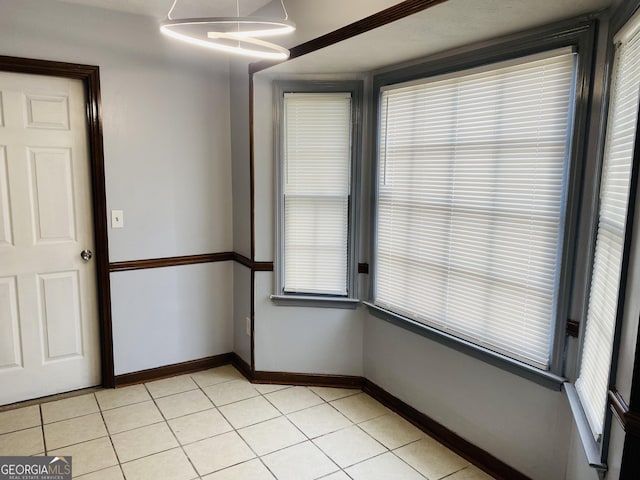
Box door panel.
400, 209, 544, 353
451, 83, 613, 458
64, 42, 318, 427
38, 271, 83, 361
0, 276, 21, 369
29, 147, 76, 243
25, 94, 70, 131
0, 146, 11, 246
0, 71, 99, 405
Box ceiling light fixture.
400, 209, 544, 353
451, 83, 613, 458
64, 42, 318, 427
160, 0, 295, 60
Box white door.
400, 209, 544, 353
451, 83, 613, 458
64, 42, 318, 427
0, 71, 100, 405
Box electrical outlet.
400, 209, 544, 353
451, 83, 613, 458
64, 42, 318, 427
245, 317, 251, 336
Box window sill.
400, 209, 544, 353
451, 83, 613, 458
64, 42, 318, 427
270, 295, 360, 309
363, 302, 567, 390
563, 383, 608, 471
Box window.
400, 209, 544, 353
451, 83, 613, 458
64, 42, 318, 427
575, 15, 640, 440
273, 82, 362, 304
373, 48, 579, 370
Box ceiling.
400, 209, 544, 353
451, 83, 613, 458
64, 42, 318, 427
256, 0, 405, 47
56, 0, 403, 52
58, 0, 274, 19
261, 0, 614, 75
56, 0, 402, 37
56, 0, 615, 72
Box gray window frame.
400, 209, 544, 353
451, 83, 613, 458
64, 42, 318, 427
272, 80, 363, 308
565, 1, 640, 471
366, 18, 598, 390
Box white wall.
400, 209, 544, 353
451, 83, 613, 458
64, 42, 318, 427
233, 263, 252, 366
565, 423, 600, 480
605, 421, 625, 480
103, 64, 232, 262
363, 314, 572, 480
565, 416, 626, 480
230, 59, 253, 260
0, 0, 235, 374
254, 272, 364, 375
111, 263, 233, 375
229, 58, 253, 364
253, 74, 276, 263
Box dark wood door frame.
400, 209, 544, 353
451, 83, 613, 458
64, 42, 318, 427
0, 55, 114, 389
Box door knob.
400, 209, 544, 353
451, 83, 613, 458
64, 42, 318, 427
80, 249, 93, 262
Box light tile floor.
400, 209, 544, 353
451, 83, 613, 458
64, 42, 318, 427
0, 365, 495, 480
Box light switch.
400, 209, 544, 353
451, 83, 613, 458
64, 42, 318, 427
111, 210, 124, 228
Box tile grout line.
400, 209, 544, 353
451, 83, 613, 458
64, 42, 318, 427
43, 393, 120, 477
190, 374, 245, 479
40, 409, 98, 426
309, 421, 390, 475
140, 372, 269, 478
0, 387, 104, 414
204, 375, 282, 478
39, 404, 47, 456
142, 380, 200, 480
99, 398, 149, 413
3, 366, 476, 479
205, 374, 290, 479
439, 466, 471, 479
219, 402, 275, 479
234, 381, 406, 479
253, 385, 327, 479
256, 385, 343, 479
275, 385, 429, 479
200, 375, 257, 474
203, 377, 345, 479
94, 391, 128, 480
187, 368, 258, 479
109, 381, 347, 477
45, 416, 119, 453
145, 371, 285, 477
98, 387, 198, 475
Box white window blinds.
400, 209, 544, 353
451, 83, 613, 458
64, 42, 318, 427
375, 49, 577, 369
283, 92, 352, 295
576, 20, 640, 439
